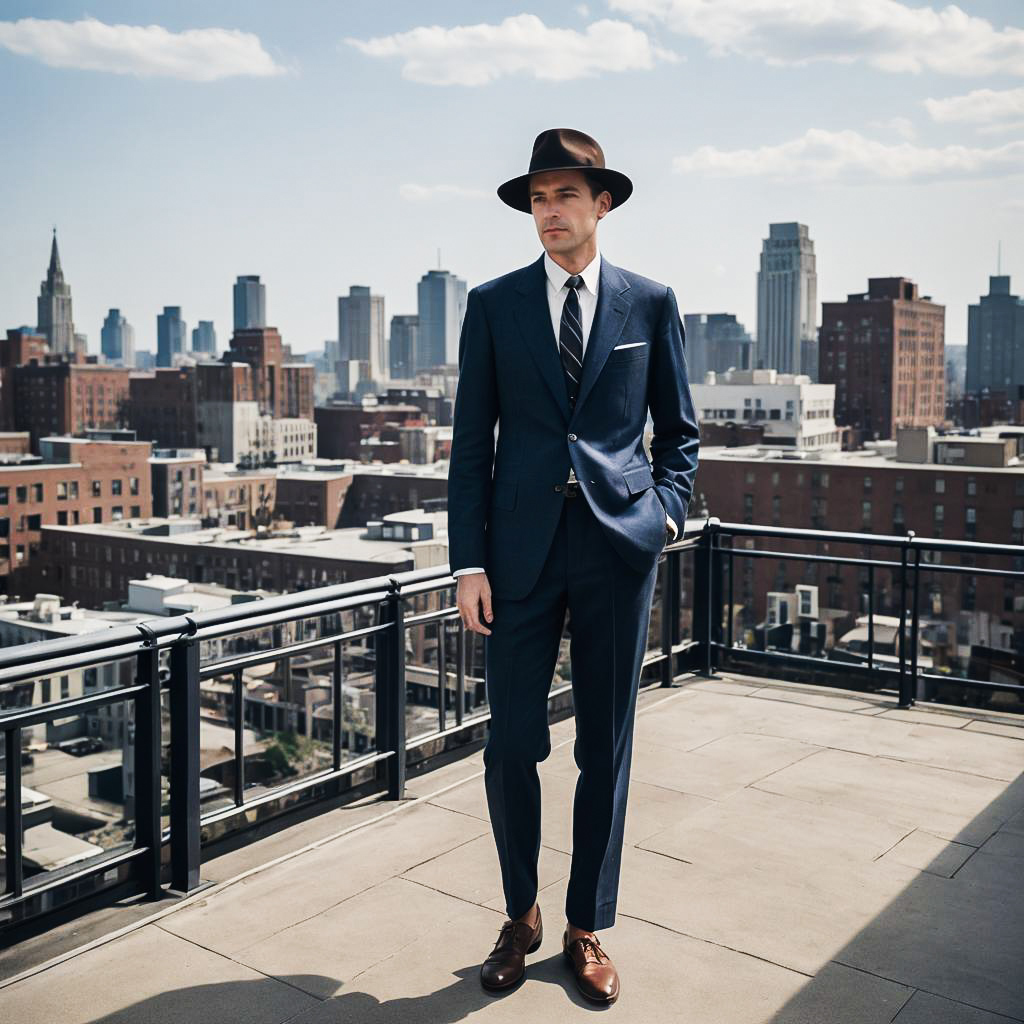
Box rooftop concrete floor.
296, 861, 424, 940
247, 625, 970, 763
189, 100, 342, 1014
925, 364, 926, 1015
2, 671, 1023, 1023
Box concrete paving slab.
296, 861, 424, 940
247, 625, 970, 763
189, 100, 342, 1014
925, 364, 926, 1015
765, 960, 913, 1024
0, 922, 321, 1024
964, 719, 1024, 740
892, 988, 1024, 1024
281, 889, 812, 1024
401, 832, 570, 909
638, 785, 911, 871
752, 747, 1018, 846
835, 869, 1024, 1021
876, 828, 976, 877
878, 708, 973, 728
159, 801, 489, 955
233, 875, 475, 1000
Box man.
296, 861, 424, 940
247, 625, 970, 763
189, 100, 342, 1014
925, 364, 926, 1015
447, 128, 700, 1005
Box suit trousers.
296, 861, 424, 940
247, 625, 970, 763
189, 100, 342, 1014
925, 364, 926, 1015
481, 487, 660, 931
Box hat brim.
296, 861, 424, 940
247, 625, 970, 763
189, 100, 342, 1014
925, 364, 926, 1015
497, 166, 633, 214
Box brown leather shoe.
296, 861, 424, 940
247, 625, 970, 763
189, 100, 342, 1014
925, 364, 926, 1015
562, 928, 620, 1004
480, 906, 543, 992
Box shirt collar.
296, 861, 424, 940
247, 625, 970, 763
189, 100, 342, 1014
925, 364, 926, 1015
544, 247, 601, 296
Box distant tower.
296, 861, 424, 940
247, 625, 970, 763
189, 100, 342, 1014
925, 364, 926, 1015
416, 269, 467, 372
967, 276, 1024, 394
756, 223, 818, 377
37, 228, 75, 355
389, 314, 419, 380
191, 320, 217, 355
233, 275, 267, 330
156, 306, 187, 367
338, 285, 386, 398
101, 308, 136, 365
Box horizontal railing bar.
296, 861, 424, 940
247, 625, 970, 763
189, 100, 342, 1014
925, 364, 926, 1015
916, 670, 1024, 695
0, 643, 147, 688
198, 621, 392, 680
715, 520, 1023, 556
0, 566, 451, 672
0, 682, 148, 729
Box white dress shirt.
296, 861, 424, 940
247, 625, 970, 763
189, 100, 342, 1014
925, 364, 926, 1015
452, 248, 675, 579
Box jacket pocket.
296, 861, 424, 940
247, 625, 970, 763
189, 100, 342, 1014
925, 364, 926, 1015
622, 464, 655, 495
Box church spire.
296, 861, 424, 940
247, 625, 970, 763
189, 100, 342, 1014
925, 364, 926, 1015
49, 226, 62, 276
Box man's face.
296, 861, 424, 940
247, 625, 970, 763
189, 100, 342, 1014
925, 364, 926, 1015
529, 169, 610, 257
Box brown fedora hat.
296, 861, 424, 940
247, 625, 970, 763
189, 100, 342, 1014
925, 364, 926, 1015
497, 128, 633, 214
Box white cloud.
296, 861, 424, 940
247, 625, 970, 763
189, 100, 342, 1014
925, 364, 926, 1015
610, 0, 1024, 76
0, 16, 285, 81
866, 115, 917, 140
345, 13, 677, 86
925, 86, 1024, 133
673, 128, 1024, 183
399, 183, 491, 201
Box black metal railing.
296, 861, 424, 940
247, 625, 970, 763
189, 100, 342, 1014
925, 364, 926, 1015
0, 517, 1019, 940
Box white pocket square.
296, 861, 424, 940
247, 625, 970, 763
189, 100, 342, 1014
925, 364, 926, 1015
612, 341, 647, 349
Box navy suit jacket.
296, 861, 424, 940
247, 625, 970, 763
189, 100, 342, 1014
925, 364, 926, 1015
448, 252, 700, 601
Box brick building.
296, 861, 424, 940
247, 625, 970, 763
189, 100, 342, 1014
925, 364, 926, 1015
819, 278, 946, 445
314, 403, 426, 461
0, 437, 152, 594
1, 329, 48, 431
150, 449, 206, 518
11, 361, 132, 452
691, 431, 1024, 650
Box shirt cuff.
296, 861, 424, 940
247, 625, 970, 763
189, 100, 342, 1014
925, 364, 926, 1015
452, 567, 486, 577
665, 512, 678, 540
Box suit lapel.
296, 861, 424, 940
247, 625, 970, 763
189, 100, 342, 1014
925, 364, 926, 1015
513, 254, 571, 422
573, 255, 632, 417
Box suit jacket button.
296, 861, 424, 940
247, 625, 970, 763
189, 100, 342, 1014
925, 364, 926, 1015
554, 484, 563, 492
568, 433, 577, 442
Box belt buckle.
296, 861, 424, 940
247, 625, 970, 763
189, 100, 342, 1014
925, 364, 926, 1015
565, 479, 580, 497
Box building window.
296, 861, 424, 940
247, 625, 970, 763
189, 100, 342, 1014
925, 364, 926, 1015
863, 475, 872, 492
70, 480, 78, 499
92, 480, 102, 497
934, 504, 944, 522
32, 483, 43, 502
895, 477, 904, 493
111, 479, 122, 496
129, 476, 139, 495
131, 505, 141, 518
27, 514, 41, 530
966, 476, 976, 497
57, 481, 68, 500
935, 478, 945, 494
112, 506, 124, 520
93, 507, 102, 524
0, 487, 6, 505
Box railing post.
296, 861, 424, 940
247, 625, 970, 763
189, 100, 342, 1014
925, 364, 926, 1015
660, 545, 680, 687
897, 531, 915, 709
693, 517, 720, 678
4, 726, 23, 899
909, 542, 921, 709
168, 634, 202, 892
133, 646, 163, 899
232, 667, 245, 806
375, 579, 407, 800
332, 639, 344, 771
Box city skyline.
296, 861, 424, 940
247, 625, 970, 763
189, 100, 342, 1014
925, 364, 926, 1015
1, 1, 1021, 354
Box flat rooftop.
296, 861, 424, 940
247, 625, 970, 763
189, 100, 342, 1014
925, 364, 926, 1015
3, 672, 1022, 1021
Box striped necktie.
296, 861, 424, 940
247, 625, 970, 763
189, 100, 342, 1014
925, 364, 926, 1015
558, 274, 584, 408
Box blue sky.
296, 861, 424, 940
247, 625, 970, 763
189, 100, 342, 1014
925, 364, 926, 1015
1, 1, 1021, 354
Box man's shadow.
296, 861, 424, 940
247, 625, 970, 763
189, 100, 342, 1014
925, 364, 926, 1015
85, 954, 611, 1022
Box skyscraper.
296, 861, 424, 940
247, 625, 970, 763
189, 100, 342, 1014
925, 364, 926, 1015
37, 229, 75, 355
338, 285, 386, 397
233, 275, 267, 330
191, 320, 217, 356
156, 307, 187, 368
416, 269, 467, 373
756, 223, 818, 377
683, 313, 754, 381
819, 277, 945, 444
966, 276, 1024, 395
101, 309, 135, 366
389, 315, 418, 380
